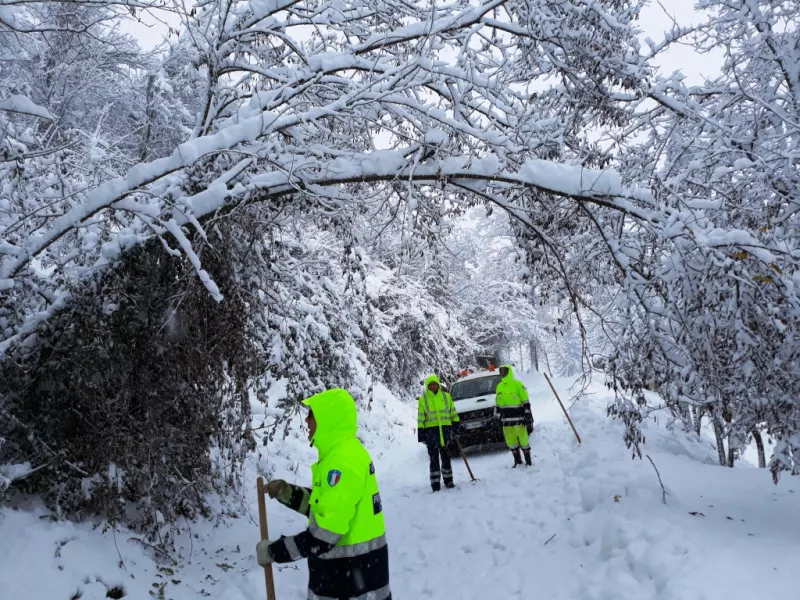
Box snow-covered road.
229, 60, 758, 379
2, 373, 798, 600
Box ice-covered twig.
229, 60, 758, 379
646, 455, 669, 505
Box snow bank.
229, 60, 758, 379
0, 506, 164, 600
531, 375, 798, 600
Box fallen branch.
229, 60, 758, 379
646, 454, 669, 505
126, 537, 178, 564
543, 533, 556, 546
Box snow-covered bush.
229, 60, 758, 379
244, 225, 371, 418
0, 231, 257, 541
362, 261, 477, 394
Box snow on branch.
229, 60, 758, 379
0, 95, 53, 120
250, 153, 625, 198
0, 149, 634, 284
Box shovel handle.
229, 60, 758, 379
455, 436, 478, 481
257, 477, 277, 600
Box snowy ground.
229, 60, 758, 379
2, 373, 798, 600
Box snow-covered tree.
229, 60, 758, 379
3, 0, 800, 534
592, 0, 800, 478
1, 0, 649, 358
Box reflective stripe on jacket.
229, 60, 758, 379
495, 364, 530, 426
268, 389, 390, 600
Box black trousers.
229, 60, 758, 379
426, 440, 453, 490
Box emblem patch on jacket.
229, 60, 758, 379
372, 492, 383, 515
327, 469, 342, 486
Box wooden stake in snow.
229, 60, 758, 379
257, 477, 277, 600
455, 437, 478, 482
543, 373, 582, 446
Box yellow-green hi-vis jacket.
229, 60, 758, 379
267, 389, 390, 600
495, 364, 530, 426
417, 373, 460, 446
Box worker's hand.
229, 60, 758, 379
265, 479, 291, 502
256, 540, 275, 565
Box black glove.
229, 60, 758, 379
265, 480, 291, 502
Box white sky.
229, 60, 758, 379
119, 7, 181, 51
638, 0, 723, 83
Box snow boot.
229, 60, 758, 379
445, 481, 455, 489
431, 484, 441, 493
511, 448, 523, 468
523, 448, 532, 466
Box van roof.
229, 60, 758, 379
455, 370, 502, 383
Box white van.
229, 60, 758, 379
445, 369, 513, 454
447, 368, 534, 453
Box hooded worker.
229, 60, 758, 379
256, 389, 391, 600
417, 374, 460, 491
496, 364, 533, 467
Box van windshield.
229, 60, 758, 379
451, 375, 501, 401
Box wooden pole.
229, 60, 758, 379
256, 477, 277, 600
543, 373, 582, 446
455, 437, 478, 482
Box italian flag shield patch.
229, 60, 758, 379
327, 469, 342, 486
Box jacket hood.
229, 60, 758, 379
500, 364, 515, 380
424, 374, 442, 388
302, 388, 358, 456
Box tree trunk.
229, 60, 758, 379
542, 346, 554, 378
722, 399, 734, 467
712, 413, 727, 467
727, 433, 735, 468
529, 338, 539, 372
693, 406, 702, 436
752, 430, 766, 468
139, 74, 156, 162
683, 403, 694, 432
